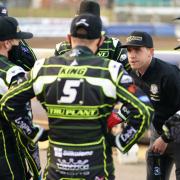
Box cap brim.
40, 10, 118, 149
173, 17, 180, 21
16, 32, 33, 39
174, 45, 180, 50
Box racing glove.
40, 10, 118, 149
107, 102, 131, 131
162, 111, 180, 143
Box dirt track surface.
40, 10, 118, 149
27, 36, 179, 50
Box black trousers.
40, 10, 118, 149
146, 126, 180, 180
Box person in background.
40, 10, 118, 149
0, 14, 153, 180
120, 30, 180, 180
0, 4, 42, 180
55, 0, 131, 72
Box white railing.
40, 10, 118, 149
33, 48, 180, 67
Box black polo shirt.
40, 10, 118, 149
130, 57, 180, 134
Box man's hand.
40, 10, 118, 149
151, 136, 167, 155
32, 124, 48, 143
162, 111, 180, 143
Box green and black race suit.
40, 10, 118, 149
1, 46, 153, 180
9, 39, 41, 180
55, 36, 131, 72
0, 54, 41, 180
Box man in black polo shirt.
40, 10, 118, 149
120, 31, 180, 180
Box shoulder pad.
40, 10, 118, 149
6, 65, 25, 84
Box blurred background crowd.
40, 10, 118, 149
1, 0, 180, 40
2, 0, 180, 22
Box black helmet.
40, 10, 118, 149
77, 0, 100, 17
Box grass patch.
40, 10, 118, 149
8, 7, 77, 18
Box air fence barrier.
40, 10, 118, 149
105, 23, 176, 37
18, 17, 180, 38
